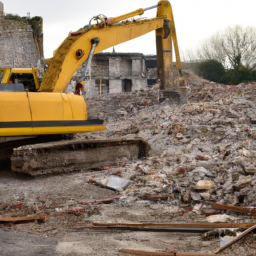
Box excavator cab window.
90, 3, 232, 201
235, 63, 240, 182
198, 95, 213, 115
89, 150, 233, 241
9, 73, 37, 92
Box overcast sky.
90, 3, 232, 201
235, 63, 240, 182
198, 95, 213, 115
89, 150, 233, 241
3, 0, 256, 59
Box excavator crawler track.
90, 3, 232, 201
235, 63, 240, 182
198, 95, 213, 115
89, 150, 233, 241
11, 139, 150, 176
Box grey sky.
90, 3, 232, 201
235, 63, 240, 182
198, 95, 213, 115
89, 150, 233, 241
3, 0, 256, 58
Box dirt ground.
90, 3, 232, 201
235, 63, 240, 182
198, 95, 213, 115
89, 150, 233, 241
1, 167, 255, 256
0, 229, 57, 256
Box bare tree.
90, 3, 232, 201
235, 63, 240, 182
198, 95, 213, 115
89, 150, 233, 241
191, 25, 256, 70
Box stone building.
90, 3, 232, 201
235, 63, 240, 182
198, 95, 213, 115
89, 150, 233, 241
66, 52, 192, 97
66, 52, 150, 96
0, 1, 40, 68
93, 52, 148, 93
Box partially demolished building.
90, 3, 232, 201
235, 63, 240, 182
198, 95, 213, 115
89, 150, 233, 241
66, 52, 157, 95
0, 1, 40, 68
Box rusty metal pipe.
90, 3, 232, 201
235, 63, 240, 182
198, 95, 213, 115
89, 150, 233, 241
81, 38, 99, 80
107, 4, 161, 25
143, 4, 161, 12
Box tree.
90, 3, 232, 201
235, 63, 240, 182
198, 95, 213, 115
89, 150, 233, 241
195, 60, 226, 83
194, 25, 256, 70
186, 25, 256, 84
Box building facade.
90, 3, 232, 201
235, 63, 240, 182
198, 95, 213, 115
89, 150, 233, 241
66, 52, 153, 96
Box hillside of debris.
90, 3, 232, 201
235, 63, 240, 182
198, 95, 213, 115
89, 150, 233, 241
1, 73, 256, 255
82, 73, 256, 209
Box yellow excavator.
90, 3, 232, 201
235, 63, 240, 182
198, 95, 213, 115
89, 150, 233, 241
0, 0, 184, 176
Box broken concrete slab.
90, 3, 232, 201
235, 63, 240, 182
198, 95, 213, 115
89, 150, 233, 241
106, 176, 132, 192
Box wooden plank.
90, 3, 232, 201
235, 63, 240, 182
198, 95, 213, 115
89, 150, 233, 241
214, 224, 256, 254
93, 222, 255, 229
100, 79, 102, 97
119, 249, 231, 256
210, 203, 256, 214
0, 215, 44, 223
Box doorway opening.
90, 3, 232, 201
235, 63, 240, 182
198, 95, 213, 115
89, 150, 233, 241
124, 79, 132, 92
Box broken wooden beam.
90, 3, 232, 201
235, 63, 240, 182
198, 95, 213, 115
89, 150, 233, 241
214, 224, 256, 254
139, 194, 169, 201
120, 248, 232, 256
81, 197, 119, 205
210, 202, 256, 214
71, 225, 212, 233
93, 222, 255, 229
0, 215, 44, 223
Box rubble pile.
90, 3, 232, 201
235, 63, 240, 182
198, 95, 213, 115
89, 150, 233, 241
185, 72, 256, 104
2, 73, 256, 255
82, 74, 256, 215
86, 89, 163, 121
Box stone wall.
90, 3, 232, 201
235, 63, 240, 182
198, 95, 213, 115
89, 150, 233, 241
0, 3, 39, 68
109, 57, 122, 78
0, 2, 3, 18
121, 59, 132, 76
109, 79, 122, 93
91, 59, 108, 78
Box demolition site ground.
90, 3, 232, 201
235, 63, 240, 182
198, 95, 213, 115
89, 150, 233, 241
1, 73, 256, 256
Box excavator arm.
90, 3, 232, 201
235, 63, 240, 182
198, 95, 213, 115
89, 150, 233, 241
40, 0, 184, 92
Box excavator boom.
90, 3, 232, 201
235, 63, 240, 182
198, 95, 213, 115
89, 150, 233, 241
41, 0, 184, 92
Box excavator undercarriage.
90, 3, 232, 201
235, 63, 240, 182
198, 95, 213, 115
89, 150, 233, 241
3, 137, 150, 176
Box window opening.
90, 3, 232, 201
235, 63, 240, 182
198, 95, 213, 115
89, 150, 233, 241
95, 79, 109, 95
124, 79, 132, 92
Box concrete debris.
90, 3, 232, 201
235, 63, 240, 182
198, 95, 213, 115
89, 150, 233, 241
206, 214, 238, 223
106, 176, 132, 192
214, 224, 256, 254
220, 235, 235, 247
196, 180, 214, 190
81, 74, 256, 220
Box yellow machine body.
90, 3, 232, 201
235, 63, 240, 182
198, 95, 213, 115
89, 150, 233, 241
0, 92, 105, 136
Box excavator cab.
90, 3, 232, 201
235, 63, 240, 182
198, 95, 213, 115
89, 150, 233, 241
0, 68, 40, 92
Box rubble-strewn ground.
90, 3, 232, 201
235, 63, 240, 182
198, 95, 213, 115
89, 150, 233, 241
1, 73, 256, 255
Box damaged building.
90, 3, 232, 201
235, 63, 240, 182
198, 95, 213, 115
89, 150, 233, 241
0, 2, 42, 68
66, 52, 155, 95
93, 52, 148, 93
65, 51, 192, 97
